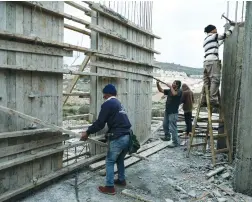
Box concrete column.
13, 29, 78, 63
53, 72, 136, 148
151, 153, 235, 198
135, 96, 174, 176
220, 24, 245, 154
234, 1, 252, 196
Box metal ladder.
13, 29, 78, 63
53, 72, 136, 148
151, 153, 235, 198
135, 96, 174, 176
186, 85, 232, 166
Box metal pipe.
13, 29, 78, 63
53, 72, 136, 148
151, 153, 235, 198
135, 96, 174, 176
235, 1, 238, 23
241, 1, 245, 21
226, 1, 230, 22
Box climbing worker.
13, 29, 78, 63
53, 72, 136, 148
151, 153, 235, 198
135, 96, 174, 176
157, 80, 182, 148
181, 84, 194, 137
80, 84, 131, 195
202, 22, 235, 107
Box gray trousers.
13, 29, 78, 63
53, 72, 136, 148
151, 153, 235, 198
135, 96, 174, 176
202, 60, 221, 104
163, 112, 179, 145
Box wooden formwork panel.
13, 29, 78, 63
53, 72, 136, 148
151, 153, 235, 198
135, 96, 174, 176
0, 1, 65, 200
89, 4, 155, 155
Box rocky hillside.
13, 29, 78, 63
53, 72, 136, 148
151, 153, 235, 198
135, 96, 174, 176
155, 61, 203, 76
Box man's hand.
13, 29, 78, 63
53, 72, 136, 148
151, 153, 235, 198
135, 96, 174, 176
80, 131, 88, 141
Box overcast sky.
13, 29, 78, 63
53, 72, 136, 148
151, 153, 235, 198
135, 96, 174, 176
64, 1, 245, 68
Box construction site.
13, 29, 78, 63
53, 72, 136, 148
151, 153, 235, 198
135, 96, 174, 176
0, 1, 252, 202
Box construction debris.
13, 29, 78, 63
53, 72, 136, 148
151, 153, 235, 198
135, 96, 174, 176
121, 189, 153, 202
206, 166, 226, 178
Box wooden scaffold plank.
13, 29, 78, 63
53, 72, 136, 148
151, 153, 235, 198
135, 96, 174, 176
0, 39, 73, 57
19, 1, 90, 26
64, 23, 91, 36
0, 30, 92, 53
63, 56, 90, 105
0, 128, 55, 139
92, 53, 160, 68
0, 134, 69, 158
0, 64, 143, 80
99, 142, 170, 176
64, 1, 91, 16
88, 24, 160, 54
62, 92, 90, 97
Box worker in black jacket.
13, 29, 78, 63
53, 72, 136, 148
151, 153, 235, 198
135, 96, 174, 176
80, 84, 131, 195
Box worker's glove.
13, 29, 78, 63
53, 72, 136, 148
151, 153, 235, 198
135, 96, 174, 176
229, 21, 236, 26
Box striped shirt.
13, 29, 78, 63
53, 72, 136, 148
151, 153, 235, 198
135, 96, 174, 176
203, 26, 235, 61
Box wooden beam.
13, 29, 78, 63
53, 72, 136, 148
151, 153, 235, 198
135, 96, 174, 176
0, 153, 106, 202
92, 53, 159, 68
63, 114, 90, 120
89, 140, 162, 170
63, 56, 90, 105
67, 124, 91, 130
88, 24, 160, 54
0, 30, 92, 53
64, 1, 91, 16
0, 141, 86, 171
99, 142, 169, 175
0, 134, 69, 158
64, 23, 91, 36
91, 61, 153, 77
0, 64, 137, 80
0, 105, 107, 148
0, 128, 56, 139
0, 39, 73, 57
20, 1, 90, 26
62, 92, 90, 97
86, 2, 161, 39
206, 166, 225, 178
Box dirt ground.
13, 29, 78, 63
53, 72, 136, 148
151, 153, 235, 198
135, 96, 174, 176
19, 136, 252, 202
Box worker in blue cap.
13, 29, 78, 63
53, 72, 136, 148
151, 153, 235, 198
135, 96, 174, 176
80, 84, 131, 195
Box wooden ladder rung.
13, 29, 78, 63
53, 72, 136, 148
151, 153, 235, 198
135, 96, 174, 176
215, 148, 229, 154
213, 134, 227, 139
187, 86, 232, 166
190, 143, 207, 148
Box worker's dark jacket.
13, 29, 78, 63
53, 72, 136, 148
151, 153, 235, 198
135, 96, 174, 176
181, 85, 194, 113
86, 97, 131, 140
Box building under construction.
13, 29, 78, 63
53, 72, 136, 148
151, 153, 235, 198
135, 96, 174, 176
0, 1, 252, 201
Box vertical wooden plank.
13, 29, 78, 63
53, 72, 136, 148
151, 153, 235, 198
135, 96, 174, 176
0, 4, 8, 193
5, 1, 18, 192
90, 9, 98, 155
21, 2, 33, 188
55, 2, 64, 168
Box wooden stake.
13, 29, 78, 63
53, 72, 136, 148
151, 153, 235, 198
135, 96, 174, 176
0, 105, 106, 147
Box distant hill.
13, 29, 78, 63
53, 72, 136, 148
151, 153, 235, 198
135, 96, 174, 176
155, 61, 203, 76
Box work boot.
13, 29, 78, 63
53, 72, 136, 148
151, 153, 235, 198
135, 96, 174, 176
161, 136, 171, 141
114, 179, 126, 186
167, 142, 179, 148
98, 186, 115, 195
161, 134, 171, 141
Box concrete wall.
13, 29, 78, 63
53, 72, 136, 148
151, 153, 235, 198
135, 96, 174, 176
221, 24, 245, 156
233, 1, 252, 196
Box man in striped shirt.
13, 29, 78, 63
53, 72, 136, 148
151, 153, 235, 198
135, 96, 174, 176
202, 22, 235, 107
